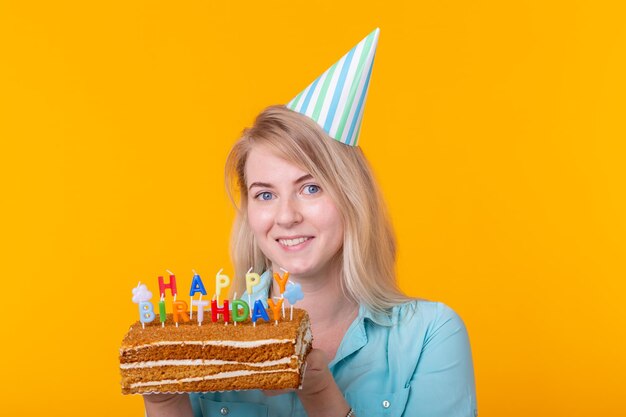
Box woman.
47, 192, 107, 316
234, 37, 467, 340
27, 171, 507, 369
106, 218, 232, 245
143, 105, 477, 417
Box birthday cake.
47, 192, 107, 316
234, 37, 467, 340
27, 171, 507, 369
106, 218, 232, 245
120, 308, 312, 394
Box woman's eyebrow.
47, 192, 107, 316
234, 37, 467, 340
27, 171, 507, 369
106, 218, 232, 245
248, 181, 271, 190
294, 174, 313, 184
248, 174, 313, 191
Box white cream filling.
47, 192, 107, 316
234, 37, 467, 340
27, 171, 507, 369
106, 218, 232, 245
121, 356, 296, 370
127, 338, 294, 351
130, 368, 298, 388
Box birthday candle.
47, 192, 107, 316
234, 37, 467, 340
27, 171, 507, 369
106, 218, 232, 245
284, 281, 304, 321
159, 294, 166, 327
172, 297, 190, 327
192, 296, 210, 325
139, 301, 155, 328
189, 270, 207, 320
251, 299, 269, 325
132, 282, 155, 328
211, 299, 230, 323
189, 270, 207, 295
273, 271, 289, 294
231, 292, 240, 326
231, 298, 250, 325
275, 270, 289, 319
267, 298, 283, 325
245, 268, 261, 293
158, 271, 178, 297
245, 268, 260, 317
215, 269, 231, 301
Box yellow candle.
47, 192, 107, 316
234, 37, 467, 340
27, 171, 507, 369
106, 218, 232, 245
245, 269, 261, 294
215, 269, 231, 300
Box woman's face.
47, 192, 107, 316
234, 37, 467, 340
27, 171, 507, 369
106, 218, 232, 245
245, 145, 344, 279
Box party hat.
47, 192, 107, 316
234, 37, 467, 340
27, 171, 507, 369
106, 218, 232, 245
286, 28, 380, 146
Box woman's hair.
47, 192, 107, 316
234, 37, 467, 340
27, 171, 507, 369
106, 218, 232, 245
225, 105, 410, 314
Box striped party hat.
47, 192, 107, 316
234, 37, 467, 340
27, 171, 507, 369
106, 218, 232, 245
286, 28, 380, 146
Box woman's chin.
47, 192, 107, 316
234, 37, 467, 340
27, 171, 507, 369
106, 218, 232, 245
272, 261, 313, 277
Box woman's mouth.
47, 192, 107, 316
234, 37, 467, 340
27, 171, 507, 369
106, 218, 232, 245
277, 236, 313, 248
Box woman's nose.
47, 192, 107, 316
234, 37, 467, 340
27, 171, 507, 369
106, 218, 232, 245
275, 196, 303, 227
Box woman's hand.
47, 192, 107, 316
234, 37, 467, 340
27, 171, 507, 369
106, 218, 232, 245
298, 349, 334, 396
262, 350, 335, 397
143, 393, 193, 417
296, 349, 351, 417
263, 349, 350, 415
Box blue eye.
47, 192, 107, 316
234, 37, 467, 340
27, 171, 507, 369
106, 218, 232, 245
303, 185, 320, 195
256, 192, 273, 201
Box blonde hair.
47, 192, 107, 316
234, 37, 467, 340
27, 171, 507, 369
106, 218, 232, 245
225, 105, 410, 315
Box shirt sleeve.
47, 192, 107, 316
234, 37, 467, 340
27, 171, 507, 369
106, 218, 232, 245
405, 303, 478, 417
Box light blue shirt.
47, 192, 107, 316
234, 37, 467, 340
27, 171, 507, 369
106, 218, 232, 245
190, 272, 477, 417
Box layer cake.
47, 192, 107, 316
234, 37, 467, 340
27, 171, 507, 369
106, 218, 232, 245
120, 308, 312, 394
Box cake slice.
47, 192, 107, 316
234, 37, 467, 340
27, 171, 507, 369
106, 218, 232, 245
119, 308, 312, 394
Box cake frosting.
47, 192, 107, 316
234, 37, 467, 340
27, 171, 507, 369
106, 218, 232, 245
120, 308, 312, 394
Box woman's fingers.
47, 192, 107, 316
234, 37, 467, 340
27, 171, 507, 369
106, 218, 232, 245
304, 349, 330, 371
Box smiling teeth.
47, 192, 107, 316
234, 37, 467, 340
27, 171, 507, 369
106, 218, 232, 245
279, 237, 310, 247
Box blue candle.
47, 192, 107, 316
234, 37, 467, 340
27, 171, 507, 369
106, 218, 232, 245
251, 300, 269, 324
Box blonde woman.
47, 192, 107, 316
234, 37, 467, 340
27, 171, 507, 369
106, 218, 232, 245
144, 106, 477, 417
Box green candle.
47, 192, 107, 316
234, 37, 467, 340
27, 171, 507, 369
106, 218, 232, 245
232, 299, 250, 323
159, 296, 166, 325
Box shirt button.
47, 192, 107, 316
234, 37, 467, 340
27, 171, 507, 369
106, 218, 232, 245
220, 407, 229, 415
382, 400, 391, 408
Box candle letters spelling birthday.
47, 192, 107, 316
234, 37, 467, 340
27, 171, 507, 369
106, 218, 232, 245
131, 269, 300, 328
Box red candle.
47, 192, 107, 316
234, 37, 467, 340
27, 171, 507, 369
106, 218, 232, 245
158, 272, 178, 298
211, 299, 230, 323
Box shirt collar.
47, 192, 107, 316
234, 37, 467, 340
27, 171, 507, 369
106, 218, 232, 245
359, 303, 393, 326
329, 304, 391, 367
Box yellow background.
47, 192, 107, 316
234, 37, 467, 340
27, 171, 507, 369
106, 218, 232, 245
1, 1, 625, 416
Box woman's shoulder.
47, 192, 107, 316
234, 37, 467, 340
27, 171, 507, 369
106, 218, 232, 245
391, 298, 464, 320
357, 300, 472, 376
385, 299, 470, 339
